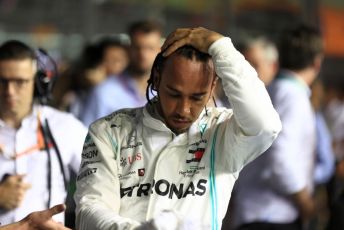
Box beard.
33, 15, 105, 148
128, 64, 151, 78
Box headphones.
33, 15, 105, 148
34, 48, 58, 105
33, 49, 66, 208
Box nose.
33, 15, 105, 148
175, 98, 191, 117
4, 82, 17, 96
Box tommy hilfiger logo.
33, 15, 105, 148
186, 139, 207, 164
138, 168, 145, 176
186, 148, 205, 163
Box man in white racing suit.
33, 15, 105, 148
75, 27, 282, 230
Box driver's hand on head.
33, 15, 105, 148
161, 27, 223, 56
0, 174, 31, 210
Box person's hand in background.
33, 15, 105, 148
0, 174, 31, 210
0, 204, 71, 230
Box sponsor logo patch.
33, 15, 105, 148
119, 153, 142, 168
138, 168, 145, 176
120, 179, 207, 199
186, 139, 207, 164
186, 148, 205, 163
82, 150, 98, 159
179, 166, 206, 177
121, 142, 142, 150
77, 168, 97, 181
120, 157, 127, 167
82, 142, 96, 151
118, 170, 135, 180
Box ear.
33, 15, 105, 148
206, 75, 218, 104
152, 68, 161, 91
210, 75, 218, 94
32, 60, 38, 73
313, 54, 323, 74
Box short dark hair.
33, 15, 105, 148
97, 37, 129, 60
278, 24, 323, 70
0, 40, 36, 61
146, 45, 214, 103
78, 43, 104, 70
78, 37, 129, 70
128, 20, 162, 38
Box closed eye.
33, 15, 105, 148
165, 85, 207, 101
168, 93, 181, 98
191, 95, 204, 101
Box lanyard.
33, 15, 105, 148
0, 113, 52, 159
11, 113, 53, 159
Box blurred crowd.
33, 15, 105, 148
0, 19, 343, 230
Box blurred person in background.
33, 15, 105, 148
126, 20, 163, 97
324, 83, 344, 163
70, 38, 129, 124
307, 78, 336, 230
80, 19, 162, 126
0, 40, 86, 226
225, 34, 335, 230
311, 79, 335, 186
74, 27, 281, 230
52, 37, 129, 120
323, 79, 344, 230
224, 34, 334, 230
230, 24, 324, 230
100, 36, 130, 77
221, 34, 279, 228
239, 36, 279, 86
65, 43, 107, 119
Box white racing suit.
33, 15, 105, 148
74, 37, 282, 230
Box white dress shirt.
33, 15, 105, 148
0, 104, 87, 225
231, 70, 316, 227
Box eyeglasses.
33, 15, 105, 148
0, 77, 33, 89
